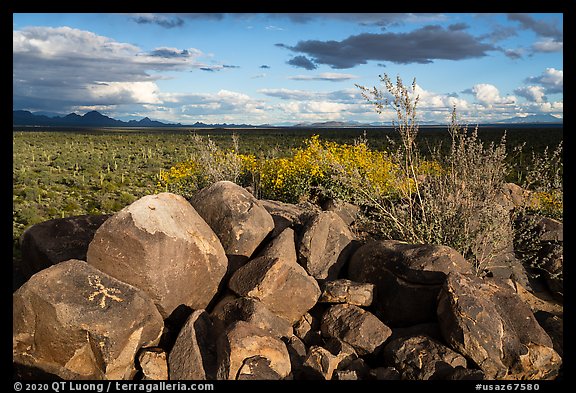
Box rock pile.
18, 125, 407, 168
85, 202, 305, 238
13, 181, 563, 380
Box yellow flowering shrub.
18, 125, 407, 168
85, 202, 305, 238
158, 135, 452, 204
158, 160, 205, 196
528, 190, 563, 220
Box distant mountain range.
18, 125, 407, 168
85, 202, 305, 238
495, 114, 563, 124
13, 110, 562, 128
13, 110, 183, 127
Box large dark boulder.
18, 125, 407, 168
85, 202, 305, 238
19, 214, 110, 279
348, 240, 470, 327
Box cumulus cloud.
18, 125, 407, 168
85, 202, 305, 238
288, 73, 358, 82
12, 26, 212, 112
525, 68, 563, 94
279, 25, 496, 69
514, 86, 546, 103
467, 84, 516, 107
87, 81, 161, 104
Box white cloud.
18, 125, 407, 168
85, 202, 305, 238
88, 81, 162, 104
514, 85, 546, 103
471, 84, 516, 107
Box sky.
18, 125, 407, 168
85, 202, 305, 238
12, 13, 563, 125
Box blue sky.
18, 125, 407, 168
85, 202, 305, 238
13, 13, 563, 125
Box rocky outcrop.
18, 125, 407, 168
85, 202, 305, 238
13, 259, 164, 380
260, 199, 318, 238
86, 193, 228, 318
14, 181, 562, 381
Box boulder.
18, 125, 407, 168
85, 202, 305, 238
216, 321, 291, 380
86, 193, 228, 318
444, 367, 485, 380
437, 272, 562, 379
13, 259, 164, 380
138, 348, 168, 380
297, 211, 355, 280
347, 240, 470, 327
19, 214, 110, 279
228, 228, 320, 324
255, 226, 298, 263
259, 199, 318, 238
341, 358, 371, 379
333, 370, 359, 380
320, 304, 391, 356
190, 181, 274, 273
299, 339, 359, 381
168, 310, 217, 380
318, 279, 375, 307
210, 296, 293, 338
382, 335, 467, 380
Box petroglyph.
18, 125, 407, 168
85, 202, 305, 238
87, 274, 124, 308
